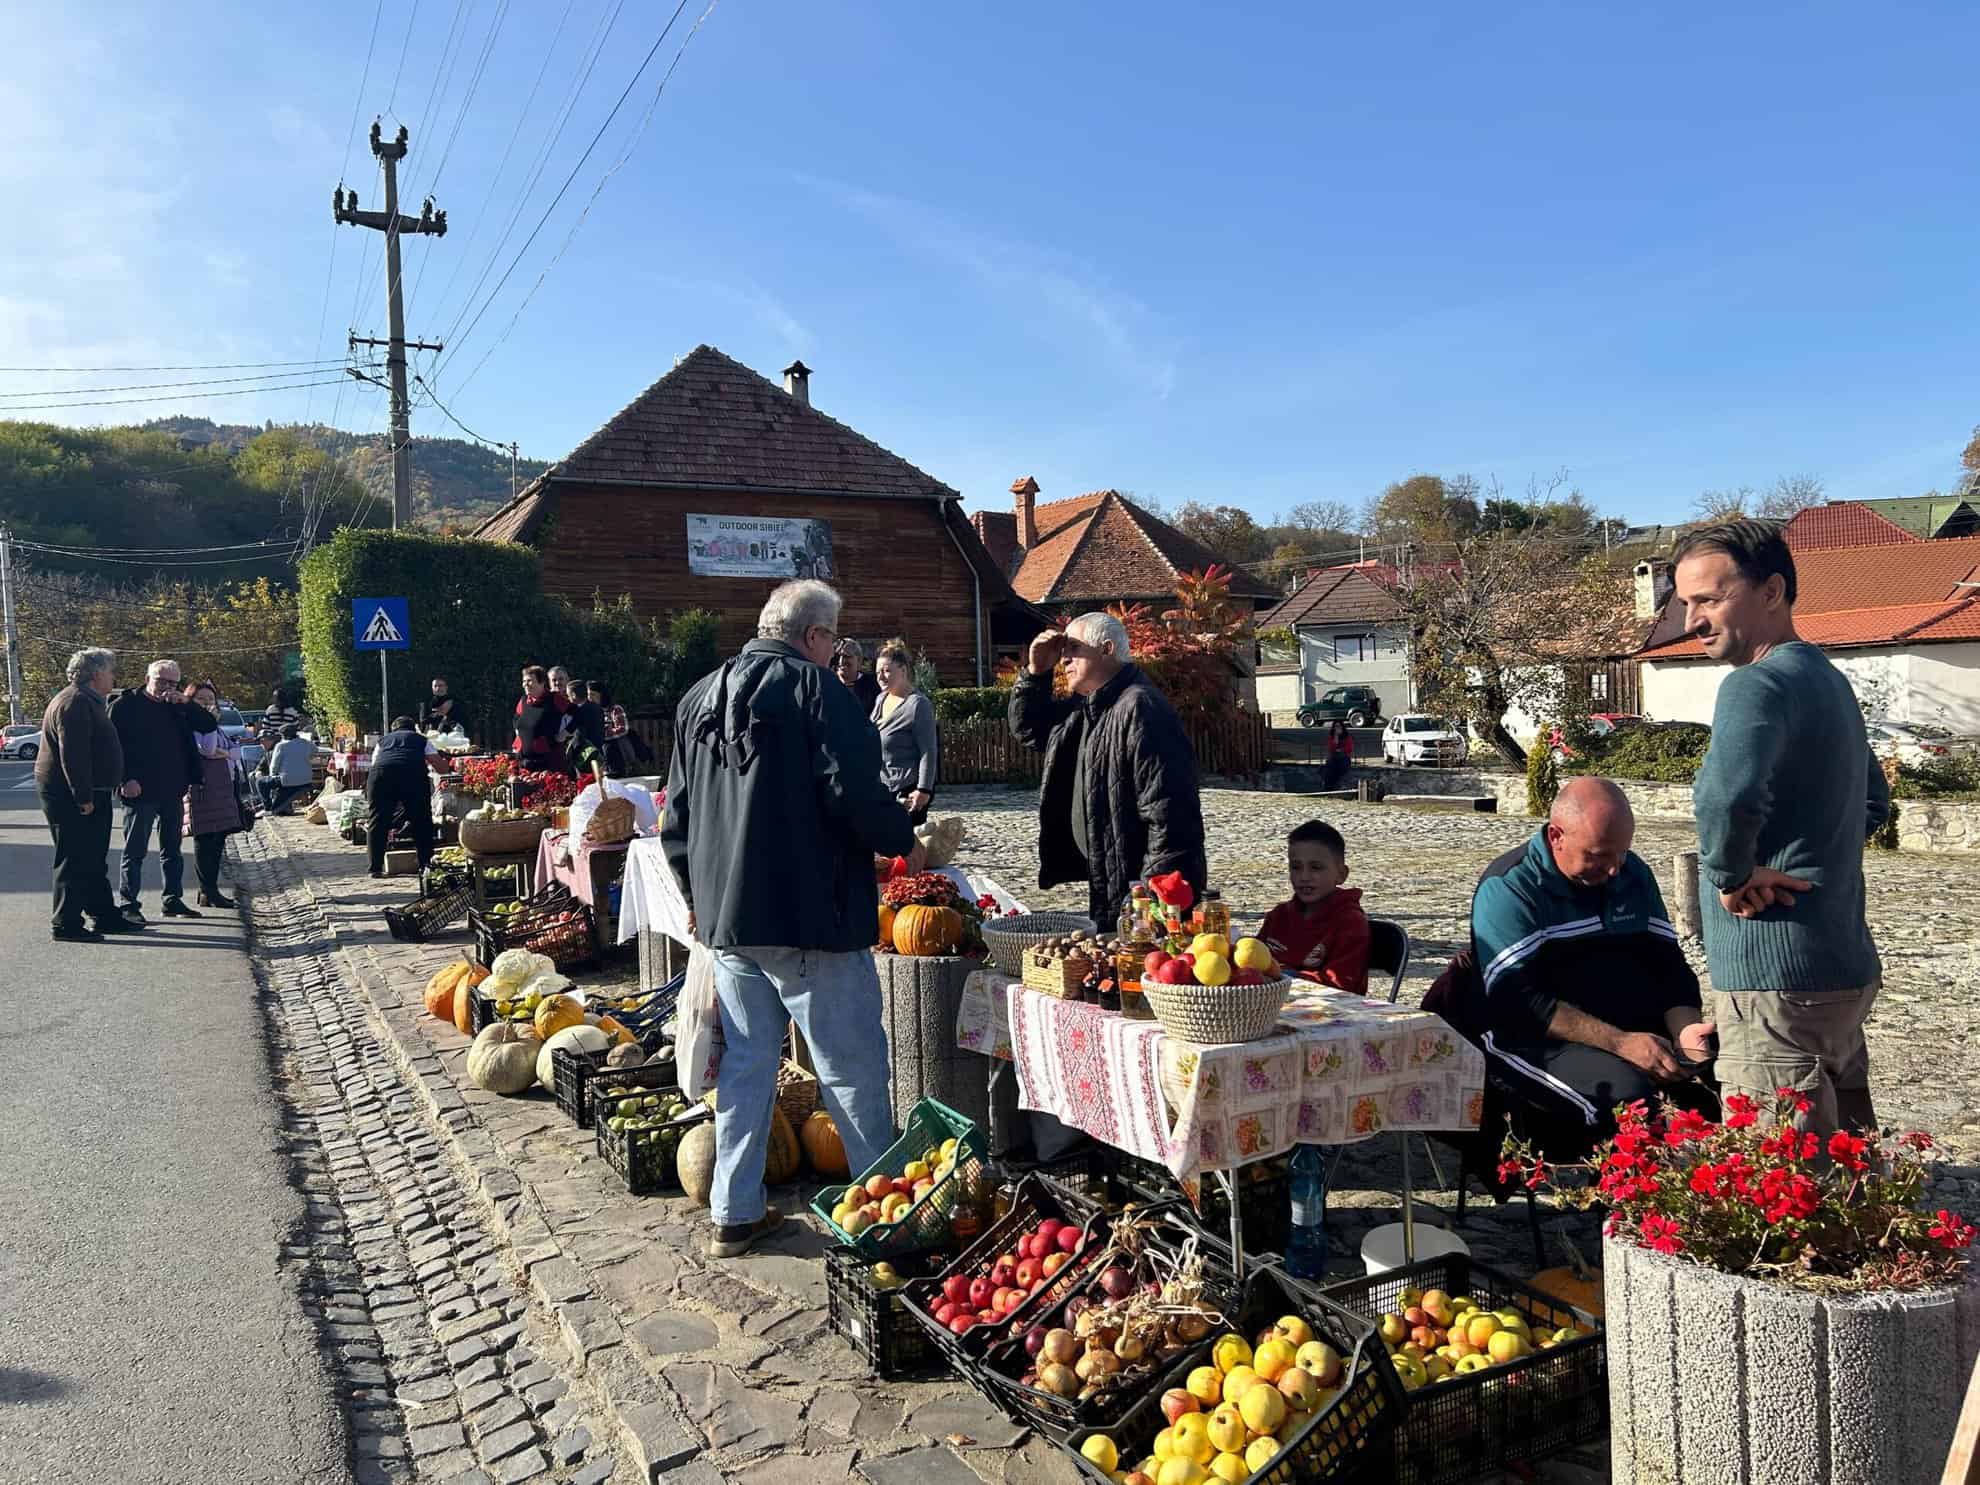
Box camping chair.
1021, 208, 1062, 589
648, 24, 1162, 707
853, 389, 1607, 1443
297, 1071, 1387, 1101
1368, 918, 1411, 1003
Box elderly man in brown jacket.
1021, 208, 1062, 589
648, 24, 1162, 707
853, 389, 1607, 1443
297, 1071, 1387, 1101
35, 647, 140, 941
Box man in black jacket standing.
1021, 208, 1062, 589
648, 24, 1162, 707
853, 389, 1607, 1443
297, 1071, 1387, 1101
36, 647, 136, 941
1008, 613, 1206, 926
109, 658, 219, 920
662, 580, 926, 1259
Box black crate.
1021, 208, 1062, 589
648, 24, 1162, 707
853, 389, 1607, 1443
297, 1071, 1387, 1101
1306, 1254, 1607, 1485
1062, 1266, 1397, 1485
421, 860, 475, 897
468, 881, 596, 971
384, 874, 474, 942
1013, 1142, 1132, 1217
556, 1044, 679, 1129
901, 1174, 1114, 1372
824, 1247, 946, 1380
595, 1099, 709, 1196
1122, 1153, 1292, 1266
584, 975, 682, 1050
976, 1209, 1240, 1441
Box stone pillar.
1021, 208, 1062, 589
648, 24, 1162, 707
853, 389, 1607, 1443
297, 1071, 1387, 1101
873, 952, 991, 1133
1672, 850, 1702, 940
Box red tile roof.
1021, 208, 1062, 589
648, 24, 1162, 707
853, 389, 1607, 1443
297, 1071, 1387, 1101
473, 345, 958, 542
1005, 490, 1280, 606
1640, 535, 1980, 658
1258, 567, 1405, 629
1780, 502, 1919, 551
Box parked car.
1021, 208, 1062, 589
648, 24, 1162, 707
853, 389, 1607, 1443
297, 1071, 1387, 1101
0, 723, 41, 760
1381, 714, 1470, 767
1297, 686, 1385, 729
1865, 721, 1957, 766
211, 704, 266, 772
1548, 712, 1645, 761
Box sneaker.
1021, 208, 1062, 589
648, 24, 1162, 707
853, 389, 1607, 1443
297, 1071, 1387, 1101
91, 913, 145, 934
706, 1207, 785, 1260
161, 897, 202, 919
52, 923, 104, 944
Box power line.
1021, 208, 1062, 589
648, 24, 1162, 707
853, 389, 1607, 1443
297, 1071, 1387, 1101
0, 366, 375, 400
434, 0, 705, 390
0, 377, 350, 414
21, 540, 291, 558
410, 375, 503, 447
0, 357, 348, 373
407, 0, 513, 311
386, 0, 422, 111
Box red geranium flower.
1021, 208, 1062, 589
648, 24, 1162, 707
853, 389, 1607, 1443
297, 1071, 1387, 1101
1664, 1108, 1713, 1146
1723, 1092, 1760, 1129
1827, 1131, 1870, 1174
1639, 1212, 1685, 1254
1929, 1210, 1975, 1250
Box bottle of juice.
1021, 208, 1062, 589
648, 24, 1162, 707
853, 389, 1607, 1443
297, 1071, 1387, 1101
1117, 898, 1155, 1020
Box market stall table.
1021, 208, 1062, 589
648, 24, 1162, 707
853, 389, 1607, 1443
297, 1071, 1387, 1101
533, 828, 631, 950
956, 975, 1485, 1269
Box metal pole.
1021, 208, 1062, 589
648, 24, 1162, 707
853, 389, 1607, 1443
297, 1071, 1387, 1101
380, 650, 389, 738
1400, 1134, 1417, 1263
0, 526, 23, 724
1213, 1170, 1245, 1275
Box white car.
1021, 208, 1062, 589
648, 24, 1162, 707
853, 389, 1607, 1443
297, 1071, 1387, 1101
1381, 714, 1470, 767
212, 704, 266, 772
1864, 721, 1956, 767
0, 723, 41, 760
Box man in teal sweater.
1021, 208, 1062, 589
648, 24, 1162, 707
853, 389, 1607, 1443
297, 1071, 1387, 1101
1674, 519, 1889, 1140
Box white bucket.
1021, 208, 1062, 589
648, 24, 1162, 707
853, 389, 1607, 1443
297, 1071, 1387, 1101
1360, 1221, 1469, 1276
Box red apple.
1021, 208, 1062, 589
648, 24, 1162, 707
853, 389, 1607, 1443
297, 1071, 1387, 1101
864, 1176, 893, 1201
990, 1260, 1016, 1289
912, 1179, 934, 1199
1057, 1226, 1082, 1255
1160, 1389, 1201, 1425
1016, 1257, 1041, 1289
1041, 1252, 1070, 1277
942, 1276, 970, 1306
969, 1277, 995, 1309
1144, 949, 1170, 976
1037, 1218, 1065, 1245
934, 1302, 955, 1325
949, 1316, 974, 1334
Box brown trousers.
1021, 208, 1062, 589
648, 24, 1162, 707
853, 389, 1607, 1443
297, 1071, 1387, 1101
1714, 979, 1880, 1140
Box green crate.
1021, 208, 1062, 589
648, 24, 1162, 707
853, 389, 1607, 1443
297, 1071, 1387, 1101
809, 1097, 989, 1260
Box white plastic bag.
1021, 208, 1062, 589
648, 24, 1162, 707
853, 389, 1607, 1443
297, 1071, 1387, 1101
677, 943, 725, 1100
568, 778, 661, 841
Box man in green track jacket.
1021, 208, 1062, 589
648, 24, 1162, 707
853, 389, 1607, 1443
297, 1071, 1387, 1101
1674, 519, 1888, 1141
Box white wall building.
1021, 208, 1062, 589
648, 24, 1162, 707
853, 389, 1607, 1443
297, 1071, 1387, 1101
1256, 566, 1413, 719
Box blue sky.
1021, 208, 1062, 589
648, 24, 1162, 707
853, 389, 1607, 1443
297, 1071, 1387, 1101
4, 1, 1977, 526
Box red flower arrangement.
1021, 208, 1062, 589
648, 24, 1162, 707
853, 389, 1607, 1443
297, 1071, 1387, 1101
454, 755, 515, 800
1500, 1089, 1972, 1293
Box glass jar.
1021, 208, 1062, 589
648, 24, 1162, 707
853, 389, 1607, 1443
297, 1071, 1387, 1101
1197, 890, 1230, 940
1116, 899, 1156, 1020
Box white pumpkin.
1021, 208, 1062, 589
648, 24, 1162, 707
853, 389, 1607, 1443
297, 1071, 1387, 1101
466, 1022, 539, 1095
536, 1023, 612, 1093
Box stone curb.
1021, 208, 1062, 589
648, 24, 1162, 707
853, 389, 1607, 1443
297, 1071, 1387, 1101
274, 839, 703, 1483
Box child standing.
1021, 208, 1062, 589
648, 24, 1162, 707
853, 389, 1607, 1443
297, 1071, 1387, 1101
1259, 819, 1371, 994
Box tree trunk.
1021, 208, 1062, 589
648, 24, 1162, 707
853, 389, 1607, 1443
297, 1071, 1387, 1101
1485, 720, 1527, 770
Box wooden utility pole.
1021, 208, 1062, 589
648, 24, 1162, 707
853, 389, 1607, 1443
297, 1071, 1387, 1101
334, 121, 447, 529
0, 525, 22, 725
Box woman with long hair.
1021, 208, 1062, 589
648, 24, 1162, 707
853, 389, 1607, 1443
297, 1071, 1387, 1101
182, 679, 248, 909
871, 640, 937, 826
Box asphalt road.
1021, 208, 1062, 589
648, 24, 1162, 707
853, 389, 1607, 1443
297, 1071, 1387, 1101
0, 762, 350, 1484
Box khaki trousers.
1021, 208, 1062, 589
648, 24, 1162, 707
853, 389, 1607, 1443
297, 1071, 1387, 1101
1714, 980, 1880, 1140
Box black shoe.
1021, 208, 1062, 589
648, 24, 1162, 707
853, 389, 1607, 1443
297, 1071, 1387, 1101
91, 913, 145, 934
118, 901, 147, 923
197, 890, 237, 909
52, 924, 104, 944
161, 897, 202, 919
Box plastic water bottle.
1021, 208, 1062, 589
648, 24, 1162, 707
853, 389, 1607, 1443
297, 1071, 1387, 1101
1283, 1144, 1330, 1281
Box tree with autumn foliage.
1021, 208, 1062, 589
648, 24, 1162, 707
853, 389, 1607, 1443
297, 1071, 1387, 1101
1105, 563, 1252, 720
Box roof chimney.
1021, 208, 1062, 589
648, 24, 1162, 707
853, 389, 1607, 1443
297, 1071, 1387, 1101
1633, 558, 1673, 621
782, 359, 811, 407
1011, 475, 1040, 549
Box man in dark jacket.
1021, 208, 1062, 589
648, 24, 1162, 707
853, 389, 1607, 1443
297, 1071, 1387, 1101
662, 580, 926, 1259
367, 717, 446, 877
1008, 613, 1206, 926
36, 647, 137, 941
109, 658, 218, 920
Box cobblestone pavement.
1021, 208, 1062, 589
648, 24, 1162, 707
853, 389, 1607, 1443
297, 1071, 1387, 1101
253, 785, 1980, 1485
238, 827, 641, 1485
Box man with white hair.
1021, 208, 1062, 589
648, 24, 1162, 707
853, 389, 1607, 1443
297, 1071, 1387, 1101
36, 648, 131, 941
108, 657, 219, 920
1008, 612, 1206, 925
1468, 776, 1716, 1152
662, 579, 926, 1259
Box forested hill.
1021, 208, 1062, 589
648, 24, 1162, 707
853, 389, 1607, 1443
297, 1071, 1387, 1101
0, 416, 551, 578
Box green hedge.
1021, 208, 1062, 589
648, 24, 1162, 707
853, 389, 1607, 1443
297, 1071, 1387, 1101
1560, 723, 1713, 785
931, 686, 1009, 724
299, 529, 718, 742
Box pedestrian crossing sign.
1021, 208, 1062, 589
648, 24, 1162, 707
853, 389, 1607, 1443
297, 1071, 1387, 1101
352, 596, 411, 651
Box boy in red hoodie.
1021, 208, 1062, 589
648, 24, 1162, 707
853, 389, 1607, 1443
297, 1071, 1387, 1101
1259, 819, 1370, 994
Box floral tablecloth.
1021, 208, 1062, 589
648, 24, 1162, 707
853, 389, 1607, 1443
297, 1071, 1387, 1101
533, 829, 631, 910
957, 973, 1485, 1183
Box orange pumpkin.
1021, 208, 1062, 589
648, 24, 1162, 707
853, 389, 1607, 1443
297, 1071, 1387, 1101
424, 961, 470, 1021
765, 1105, 802, 1185
801, 1110, 850, 1178
878, 903, 897, 947
451, 963, 491, 1034
892, 903, 962, 956
593, 1014, 636, 1047
1530, 1267, 1605, 1318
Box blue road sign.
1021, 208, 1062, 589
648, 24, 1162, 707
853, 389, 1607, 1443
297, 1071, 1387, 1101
353, 597, 411, 651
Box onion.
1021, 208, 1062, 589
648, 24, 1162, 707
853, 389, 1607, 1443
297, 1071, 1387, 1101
1041, 1329, 1079, 1367
1175, 1313, 1211, 1343
1115, 1331, 1146, 1363
1038, 1362, 1079, 1398
1024, 1326, 1048, 1358
1099, 1266, 1136, 1301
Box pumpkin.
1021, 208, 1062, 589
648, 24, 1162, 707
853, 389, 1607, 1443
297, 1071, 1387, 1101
877, 903, 897, 946
536, 1024, 613, 1093
604, 1043, 647, 1070
533, 993, 586, 1042
424, 961, 471, 1021
466, 1022, 539, 1094
801, 1110, 850, 1178
593, 1014, 637, 1047
765, 1105, 801, 1185
892, 903, 963, 956
676, 1120, 718, 1207
1530, 1267, 1605, 1318
451, 963, 491, 1035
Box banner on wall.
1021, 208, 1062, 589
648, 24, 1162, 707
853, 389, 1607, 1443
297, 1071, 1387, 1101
685, 514, 835, 580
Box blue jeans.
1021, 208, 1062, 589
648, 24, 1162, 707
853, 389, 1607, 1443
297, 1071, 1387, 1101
709, 947, 896, 1227
120, 795, 184, 904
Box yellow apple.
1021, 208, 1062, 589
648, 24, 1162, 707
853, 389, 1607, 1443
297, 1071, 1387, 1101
1211, 1334, 1253, 1375
1221, 1366, 1261, 1406
1156, 1460, 1208, 1485
1171, 1413, 1214, 1466
1238, 1383, 1287, 1436
1192, 951, 1232, 986
1245, 1438, 1280, 1472
1205, 1403, 1246, 1456
1081, 1437, 1119, 1473
1391, 1352, 1429, 1391
1232, 937, 1276, 974
1208, 1453, 1249, 1483
1252, 1338, 1297, 1383
1189, 933, 1231, 960
1296, 1340, 1343, 1386
1186, 1366, 1223, 1407
1464, 1313, 1500, 1349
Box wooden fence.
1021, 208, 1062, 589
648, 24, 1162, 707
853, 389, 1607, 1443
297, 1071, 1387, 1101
624, 708, 1272, 789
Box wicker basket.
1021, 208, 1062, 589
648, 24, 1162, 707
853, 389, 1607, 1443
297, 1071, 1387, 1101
980, 912, 1097, 975
460, 814, 549, 856
1021, 949, 1094, 1000
776, 1059, 818, 1128
1143, 976, 1291, 1045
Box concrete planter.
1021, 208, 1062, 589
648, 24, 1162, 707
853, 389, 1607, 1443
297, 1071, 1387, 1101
873, 951, 991, 1133
1605, 1233, 1980, 1484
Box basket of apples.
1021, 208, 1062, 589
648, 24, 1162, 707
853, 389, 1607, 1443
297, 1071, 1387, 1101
811, 1097, 989, 1259
902, 1174, 1114, 1366
1140, 931, 1291, 1046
